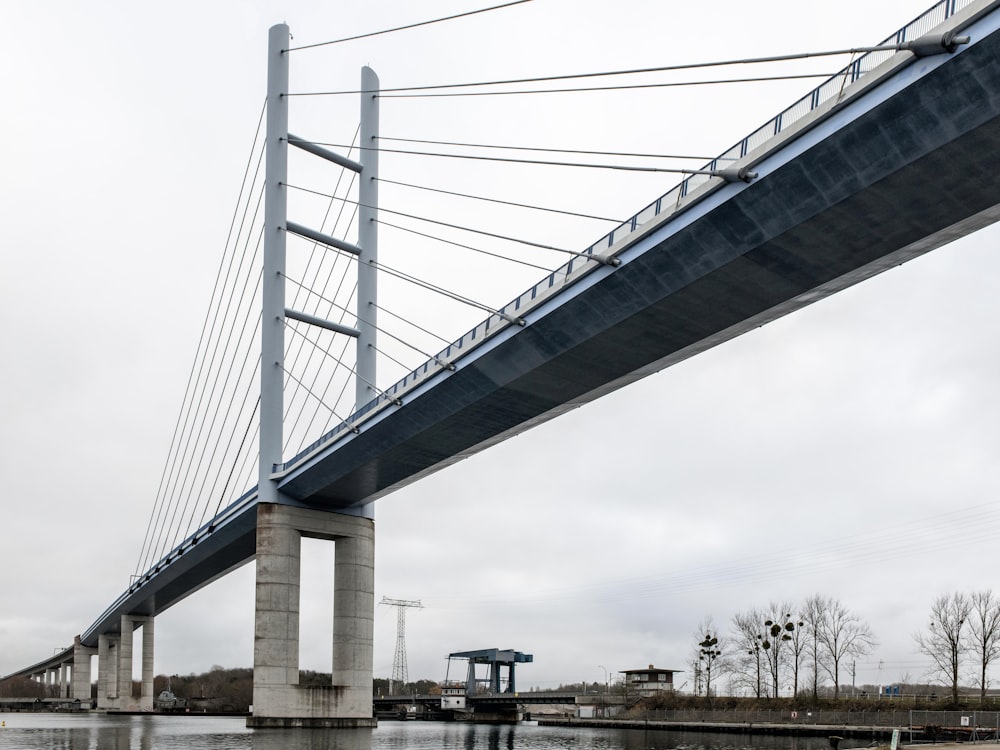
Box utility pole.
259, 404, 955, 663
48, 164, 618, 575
381, 597, 422, 695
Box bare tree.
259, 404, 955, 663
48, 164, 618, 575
787, 605, 811, 697
802, 594, 829, 700
760, 603, 802, 698
966, 590, 1000, 701
732, 609, 767, 697
915, 592, 972, 704
815, 597, 876, 699
696, 615, 726, 698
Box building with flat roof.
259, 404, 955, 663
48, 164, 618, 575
621, 665, 681, 697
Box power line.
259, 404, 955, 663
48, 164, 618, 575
286, 0, 535, 52
423, 500, 1000, 610
286, 44, 901, 97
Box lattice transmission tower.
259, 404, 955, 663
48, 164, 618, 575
380, 597, 422, 694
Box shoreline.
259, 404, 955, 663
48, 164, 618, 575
536, 717, 991, 746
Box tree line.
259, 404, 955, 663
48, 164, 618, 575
913, 590, 1000, 703
4, 590, 997, 709
693, 589, 1000, 703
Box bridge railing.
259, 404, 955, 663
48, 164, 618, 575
276, 0, 978, 476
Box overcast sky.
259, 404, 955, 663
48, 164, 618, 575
3, 0, 1000, 696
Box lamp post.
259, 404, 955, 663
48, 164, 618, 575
598, 665, 609, 694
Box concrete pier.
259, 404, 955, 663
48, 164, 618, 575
96, 633, 118, 709
140, 617, 155, 711
111, 615, 155, 710
247, 502, 376, 728
73, 635, 96, 703
117, 615, 133, 709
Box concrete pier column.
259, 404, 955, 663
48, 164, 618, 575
59, 662, 69, 698
332, 533, 375, 715
251, 504, 302, 718
248, 502, 376, 728
140, 617, 155, 711
117, 615, 134, 710
73, 635, 97, 704
97, 633, 119, 710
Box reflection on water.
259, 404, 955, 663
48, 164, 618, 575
0, 714, 251, 750
0, 714, 844, 750
251, 727, 372, 750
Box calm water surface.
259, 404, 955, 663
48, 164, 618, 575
0, 714, 839, 750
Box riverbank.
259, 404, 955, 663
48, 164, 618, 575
537, 717, 920, 744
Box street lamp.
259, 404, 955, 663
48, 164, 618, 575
598, 665, 609, 694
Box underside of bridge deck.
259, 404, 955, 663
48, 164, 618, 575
277, 20, 1000, 511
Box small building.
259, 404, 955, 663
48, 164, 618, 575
621, 665, 681, 697
575, 693, 625, 719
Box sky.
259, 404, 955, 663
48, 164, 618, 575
2, 0, 1000, 697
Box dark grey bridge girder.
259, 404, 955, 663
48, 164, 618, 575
277, 20, 1000, 510
53, 6, 1000, 652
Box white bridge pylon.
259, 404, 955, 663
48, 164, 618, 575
251, 22, 379, 728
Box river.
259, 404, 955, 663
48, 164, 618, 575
0, 714, 841, 750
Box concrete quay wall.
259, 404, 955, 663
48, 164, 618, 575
537, 718, 905, 742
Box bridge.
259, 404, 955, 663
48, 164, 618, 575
5, 0, 1000, 727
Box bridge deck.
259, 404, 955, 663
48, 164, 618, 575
277, 2, 1000, 510
37, 0, 1000, 652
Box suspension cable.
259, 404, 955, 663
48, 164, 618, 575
378, 136, 715, 162
283, 274, 457, 370
287, 144, 713, 175
373, 261, 524, 324
286, 45, 902, 96
376, 177, 622, 223
375, 72, 838, 98
279, 352, 359, 433
207, 387, 261, 522
281, 127, 362, 457
177, 247, 265, 544
286, 0, 535, 52
373, 302, 452, 347
136, 101, 266, 578
378, 219, 553, 272
187, 309, 263, 535
284, 182, 595, 261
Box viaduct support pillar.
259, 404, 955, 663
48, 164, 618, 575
72, 636, 97, 705
117, 615, 134, 710
248, 502, 375, 728
115, 615, 154, 711
140, 617, 155, 711
96, 633, 119, 710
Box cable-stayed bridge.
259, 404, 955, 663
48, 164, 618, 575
6, 0, 1000, 726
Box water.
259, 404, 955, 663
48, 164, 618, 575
0, 714, 840, 750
